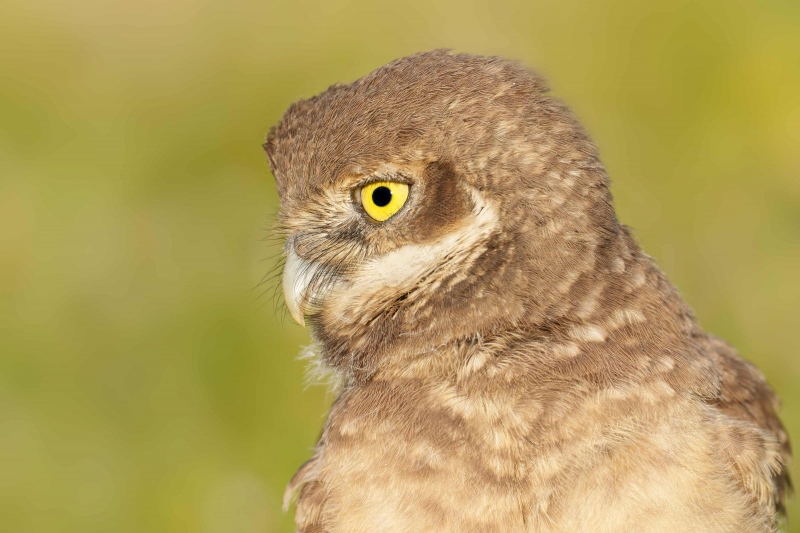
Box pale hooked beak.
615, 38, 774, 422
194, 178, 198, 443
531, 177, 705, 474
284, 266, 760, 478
282, 241, 321, 326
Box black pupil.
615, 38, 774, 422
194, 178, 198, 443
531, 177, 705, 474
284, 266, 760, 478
371, 186, 392, 207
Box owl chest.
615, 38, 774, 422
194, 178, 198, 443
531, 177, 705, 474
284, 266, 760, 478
297, 384, 758, 533
315, 391, 536, 533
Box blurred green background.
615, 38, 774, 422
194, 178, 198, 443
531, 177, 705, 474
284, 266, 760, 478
1, 0, 798, 531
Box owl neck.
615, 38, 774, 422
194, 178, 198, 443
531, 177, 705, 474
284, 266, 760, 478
315, 225, 704, 388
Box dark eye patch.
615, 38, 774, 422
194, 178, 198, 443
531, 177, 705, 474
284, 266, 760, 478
386, 161, 471, 245
371, 186, 392, 207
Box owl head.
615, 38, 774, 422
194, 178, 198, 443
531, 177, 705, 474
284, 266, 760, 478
265, 50, 620, 380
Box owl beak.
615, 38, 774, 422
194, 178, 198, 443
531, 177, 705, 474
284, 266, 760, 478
282, 242, 319, 326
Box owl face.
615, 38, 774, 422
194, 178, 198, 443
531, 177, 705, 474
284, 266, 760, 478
266, 51, 616, 377
280, 162, 480, 325
278, 158, 503, 363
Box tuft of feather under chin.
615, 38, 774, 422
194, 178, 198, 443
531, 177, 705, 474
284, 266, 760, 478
298, 342, 344, 394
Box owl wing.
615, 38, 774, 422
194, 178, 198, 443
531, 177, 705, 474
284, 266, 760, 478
284, 452, 328, 533
701, 334, 792, 516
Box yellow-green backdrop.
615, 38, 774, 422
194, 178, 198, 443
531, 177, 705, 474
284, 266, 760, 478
1, 1, 798, 531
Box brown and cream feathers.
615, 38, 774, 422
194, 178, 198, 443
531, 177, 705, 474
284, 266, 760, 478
265, 50, 791, 533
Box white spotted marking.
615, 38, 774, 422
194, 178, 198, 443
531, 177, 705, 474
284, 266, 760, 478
569, 324, 607, 343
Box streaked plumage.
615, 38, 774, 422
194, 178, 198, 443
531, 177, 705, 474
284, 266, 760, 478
265, 50, 791, 533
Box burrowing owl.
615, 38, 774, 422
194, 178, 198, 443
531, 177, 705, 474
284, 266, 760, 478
265, 50, 791, 533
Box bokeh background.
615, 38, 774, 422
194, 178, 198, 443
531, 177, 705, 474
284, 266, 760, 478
1, 0, 798, 531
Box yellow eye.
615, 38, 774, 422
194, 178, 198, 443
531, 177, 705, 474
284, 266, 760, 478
359, 181, 409, 222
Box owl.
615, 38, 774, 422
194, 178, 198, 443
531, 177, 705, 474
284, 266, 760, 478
264, 51, 791, 533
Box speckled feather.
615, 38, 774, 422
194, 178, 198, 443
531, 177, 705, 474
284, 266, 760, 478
265, 50, 791, 533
